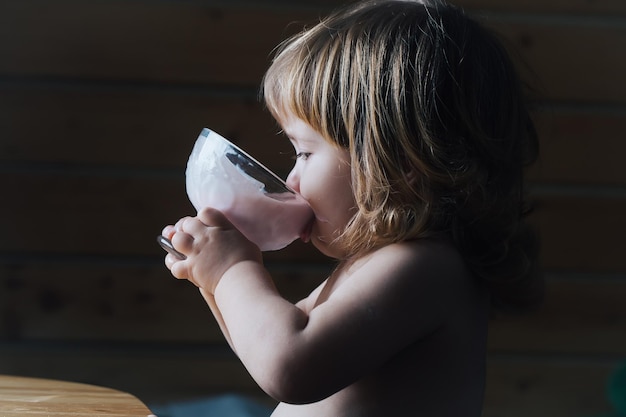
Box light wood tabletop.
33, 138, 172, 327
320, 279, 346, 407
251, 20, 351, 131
0, 375, 155, 417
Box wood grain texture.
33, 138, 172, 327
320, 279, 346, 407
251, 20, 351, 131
457, 0, 626, 14
489, 275, 626, 355
0, 343, 262, 406
529, 108, 626, 185
0, 87, 289, 174
0, 262, 326, 343
530, 195, 626, 272
2, 87, 625, 185
1, 2, 624, 101
0, 375, 154, 416
483, 357, 616, 417
0, 344, 619, 415
2, 262, 624, 356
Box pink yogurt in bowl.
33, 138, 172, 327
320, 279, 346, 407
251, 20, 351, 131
184, 128, 313, 251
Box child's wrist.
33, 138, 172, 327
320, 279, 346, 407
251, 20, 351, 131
212, 259, 269, 296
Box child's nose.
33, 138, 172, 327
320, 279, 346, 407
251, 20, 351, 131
286, 168, 300, 193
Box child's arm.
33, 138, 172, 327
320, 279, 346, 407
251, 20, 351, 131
164, 208, 468, 404
213, 240, 469, 404
199, 288, 236, 352
161, 207, 262, 353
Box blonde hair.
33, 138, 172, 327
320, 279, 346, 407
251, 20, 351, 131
263, 0, 542, 312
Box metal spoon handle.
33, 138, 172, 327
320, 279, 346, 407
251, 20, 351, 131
156, 235, 187, 260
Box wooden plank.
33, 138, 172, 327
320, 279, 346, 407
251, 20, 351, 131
2, 87, 625, 186
488, 276, 626, 355
160, 0, 626, 15
460, 0, 626, 14
0, 170, 323, 262
0, 2, 311, 86
2, 261, 624, 355
0, 87, 292, 175
4, 171, 626, 269
0, 262, 222, 343
0, 172, 192, 256
530, 195, 626, 272
0, 342, 265, 406
529, 108, 626, 185
0, 262, 326, 343
488, 18, 626, 103
0, 2, 624, 102
483, 357, 616, 417
0, 342, 618, 416
0, 375, 154, 417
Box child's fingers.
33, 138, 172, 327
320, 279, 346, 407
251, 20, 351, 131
163, 250, 187, 279
197, 207, 233, 229
174, 216, 193, 232
171, 230, 194, 254
164, 252, 178, 270
161, 225, 176, 239
170, 258, 191, 281
180, 216, 210, 235
158, 235, 186, 260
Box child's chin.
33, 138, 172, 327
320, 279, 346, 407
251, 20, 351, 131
299, 219, 315, 243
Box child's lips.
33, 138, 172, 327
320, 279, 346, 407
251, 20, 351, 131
300, 216, 315, 243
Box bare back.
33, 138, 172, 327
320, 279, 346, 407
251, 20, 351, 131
271, 240, 489, 417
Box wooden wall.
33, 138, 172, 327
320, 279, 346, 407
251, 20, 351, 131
1, 0, 624, 416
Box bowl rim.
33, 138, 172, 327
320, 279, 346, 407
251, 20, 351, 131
201, 127, 295, 194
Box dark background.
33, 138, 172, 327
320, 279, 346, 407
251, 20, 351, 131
1, 0, 625, 416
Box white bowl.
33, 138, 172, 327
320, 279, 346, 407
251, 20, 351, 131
184, 128, 313, 251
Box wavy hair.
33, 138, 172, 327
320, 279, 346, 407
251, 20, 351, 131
262, 0, 543, 312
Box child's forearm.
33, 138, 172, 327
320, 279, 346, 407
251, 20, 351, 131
199, 288, 236, 352
212, 260, 309, 394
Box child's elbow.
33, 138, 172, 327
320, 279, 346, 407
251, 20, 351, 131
263, 378, 328, 405
256, 356, 334, 404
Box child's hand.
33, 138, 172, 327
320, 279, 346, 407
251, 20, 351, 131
161, 207, 262, 293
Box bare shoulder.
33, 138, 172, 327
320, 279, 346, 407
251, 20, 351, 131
368, 238, 466, 271
352, 238, 471, 293
298, 239, 468, 312
315, 239, 477, 337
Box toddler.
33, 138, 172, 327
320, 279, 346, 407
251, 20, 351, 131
161, 1, 543, 415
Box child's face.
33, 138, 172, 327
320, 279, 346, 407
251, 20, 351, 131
281, 114, 356, 259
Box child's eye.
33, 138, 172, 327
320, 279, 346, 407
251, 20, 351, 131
294, 152, 311, 161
